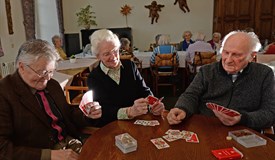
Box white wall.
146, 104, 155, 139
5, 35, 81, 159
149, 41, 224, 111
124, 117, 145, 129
0, 0, 59, 63
0, 0, 25, 63
0, 0, 214, 63
63, 0, 214, 51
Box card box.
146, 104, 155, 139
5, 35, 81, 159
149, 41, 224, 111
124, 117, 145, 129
228, 129, 266, 148
211, 147, 243, 160
115, 133, 137, 154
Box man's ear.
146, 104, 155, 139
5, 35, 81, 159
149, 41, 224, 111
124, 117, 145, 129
250, 52, 257, 62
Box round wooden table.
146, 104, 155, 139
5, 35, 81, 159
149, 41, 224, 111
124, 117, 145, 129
79, 114, 275, 160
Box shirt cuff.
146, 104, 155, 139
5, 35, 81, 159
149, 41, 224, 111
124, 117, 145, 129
117, 107, 132, 120
40, 149, 51, 160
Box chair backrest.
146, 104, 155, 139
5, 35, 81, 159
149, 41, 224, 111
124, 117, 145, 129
151, 53, 179, 73
194, 52, 216, 66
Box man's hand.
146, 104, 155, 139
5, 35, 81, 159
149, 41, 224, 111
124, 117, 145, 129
167, 108, 186, 125
213, 109, 241, 126
51, 149, 78, 160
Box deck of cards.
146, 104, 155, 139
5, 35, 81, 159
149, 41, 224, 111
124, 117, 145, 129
115, 133, 137, 154
206, 102, 240, 117
211, 147, 243, 160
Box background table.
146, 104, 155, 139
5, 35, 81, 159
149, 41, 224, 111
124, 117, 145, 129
79, 114, 275, 160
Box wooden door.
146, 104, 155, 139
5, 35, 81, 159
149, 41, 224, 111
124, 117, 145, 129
214, 0, 275, 43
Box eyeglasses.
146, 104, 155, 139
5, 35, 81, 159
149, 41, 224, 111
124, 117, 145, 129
25, 64, 55, 78
101, 48, 119, 57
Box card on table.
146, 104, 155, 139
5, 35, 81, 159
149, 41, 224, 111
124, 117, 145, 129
206, 102, 240, 117
150, 138, 170, 149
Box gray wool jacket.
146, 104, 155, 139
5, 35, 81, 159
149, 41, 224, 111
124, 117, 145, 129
175, 61, 275, 130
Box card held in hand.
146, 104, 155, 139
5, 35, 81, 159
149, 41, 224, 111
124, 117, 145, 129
206, 102, 240, 117
147, 95, 159, 105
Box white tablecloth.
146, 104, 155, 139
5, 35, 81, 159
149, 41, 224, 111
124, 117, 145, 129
134, 51, 186, 68
74, 52, 96, 59
57, 58, 98, 71
52, 72, 73, 90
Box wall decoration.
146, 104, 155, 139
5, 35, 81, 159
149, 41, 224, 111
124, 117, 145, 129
145, 1, 165, 24
76, 5, 97, 29
120, 4, 132, 27
5, 0, 13, 34
174, 0, 190, 13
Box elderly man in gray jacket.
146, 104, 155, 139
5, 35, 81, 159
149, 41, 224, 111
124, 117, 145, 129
167, 30, 275, 131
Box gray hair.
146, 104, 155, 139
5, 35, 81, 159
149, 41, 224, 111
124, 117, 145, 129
213, 32, 221, 38
158, 34, 171, 45
15, 39, 60, 68
120, 38, 130, 48
90, 29, 121, 55
182, 31, 192, 39
51, 35, 61, 45
194, 32, 205, 41
220, 30, 262, 53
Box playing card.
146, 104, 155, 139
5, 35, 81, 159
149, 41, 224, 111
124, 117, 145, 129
162, 135, 178, 142
186, 133, 199, 143
150, 138, 170, 149
147, 95, 159, 105
206, 102, 240, 117
181, 130, 195, 140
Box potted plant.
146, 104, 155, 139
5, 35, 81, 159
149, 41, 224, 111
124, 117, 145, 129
69, 55, 76, 63
76, 5, 97, 29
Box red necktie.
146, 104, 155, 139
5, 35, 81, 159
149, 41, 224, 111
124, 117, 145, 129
37, 91, 64, 141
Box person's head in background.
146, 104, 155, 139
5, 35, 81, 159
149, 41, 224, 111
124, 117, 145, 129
155, 34, 162, 45
158, 34, 171, 46
182, 31, 192, 42
194, 32, 206, 41
51, 35, 63, 48
120, 38, 131, 51
220, 31, 261, 74
212, 32, 222, 43
244, 27, 254, 33
90, 29, 121, 69
16, 39, 59, 90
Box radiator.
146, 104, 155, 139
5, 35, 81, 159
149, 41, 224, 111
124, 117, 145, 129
0, 62, 15, 78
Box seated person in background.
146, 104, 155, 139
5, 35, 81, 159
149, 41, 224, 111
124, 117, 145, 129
185, 32, 214, 72
0, 39, 102, 159
207, 32, 222, 53
264, 32, 275, 54
177, 30, 194, 51
120, 37, 132, 54
86, 29, 164, 127
150, 34, 179, 71
264, 42, 275, 54
52, 35, 67, 60
83, 43, 93, 55
149, 34, 162, 51
167, 31, 275, 131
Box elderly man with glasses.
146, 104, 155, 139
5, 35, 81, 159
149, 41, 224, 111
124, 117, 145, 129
0, 39, 102, 160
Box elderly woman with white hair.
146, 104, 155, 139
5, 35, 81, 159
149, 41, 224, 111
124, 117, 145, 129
87, 29, 165, 127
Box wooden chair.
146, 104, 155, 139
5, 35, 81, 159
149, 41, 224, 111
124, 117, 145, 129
64, 78, 99, 135
120, 52, 143, 73
150, 53, 179, 96
186, 51, 216, 84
